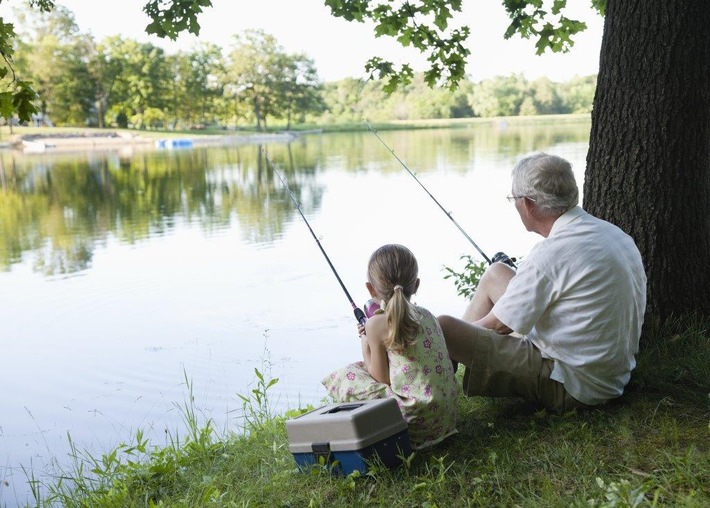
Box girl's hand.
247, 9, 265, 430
357, 323, 366, 337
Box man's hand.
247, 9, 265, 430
475, 311, 513, 335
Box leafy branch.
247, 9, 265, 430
327, 0, 605, 93
0, 17, 38, 122
442, 254, 488, 300
501, 0, 603, 54
326, 0, 470, 92
143, 0, 213, 40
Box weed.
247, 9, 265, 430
442, 254, 487, 299
234, 331, 280, 433
588, 477, 646, 508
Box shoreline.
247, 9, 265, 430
4, 130, 311, 153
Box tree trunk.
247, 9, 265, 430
585, 0, 710, 321
96, 95, 106, 129
253, 95, 262, 131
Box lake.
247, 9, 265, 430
0, 121, 590, 505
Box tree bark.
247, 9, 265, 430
253, 94, 262, 131
585, 0, 710, 320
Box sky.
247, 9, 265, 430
40, 0, 604, 83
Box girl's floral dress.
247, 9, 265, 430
322, 306, 458, 449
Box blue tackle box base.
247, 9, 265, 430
286, 399, 413, 475
291, 428, 411, 474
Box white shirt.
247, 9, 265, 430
493, 206, 647, 405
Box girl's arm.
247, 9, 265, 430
361, 315, 390, 384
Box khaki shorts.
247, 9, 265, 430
460, 329, 588, 412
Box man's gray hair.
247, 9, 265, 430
511, 152, 579, 215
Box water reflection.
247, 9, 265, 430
0, 122, 590, 278
0, 144, 325, 275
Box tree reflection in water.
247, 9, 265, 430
0, 142, 324, 275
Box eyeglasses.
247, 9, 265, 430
506, 195, 536, 203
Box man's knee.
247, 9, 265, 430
482, 261, 515, 287
437, 315, 461, 371
437, 314, 472, 362
437, 314, 457, 336
477, 262, 516, 304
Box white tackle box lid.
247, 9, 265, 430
286, 398, 408, 453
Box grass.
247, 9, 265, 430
25, 316, 710, 507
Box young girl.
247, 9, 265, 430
322, 244, 458, 449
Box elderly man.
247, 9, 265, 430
438, 152, 647, 411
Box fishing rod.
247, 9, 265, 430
263, 149, 367, 326
365, 121, 516, 268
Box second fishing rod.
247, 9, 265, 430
264, 149, 368, 327
365, 121, 516, 269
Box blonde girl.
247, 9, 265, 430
323, 244, 458, 449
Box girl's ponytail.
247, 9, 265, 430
367, 244, 422, 352
383, 284, 420, 352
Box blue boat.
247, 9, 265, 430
155, 138, 193, 149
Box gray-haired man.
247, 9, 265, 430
438, 152, 647, 411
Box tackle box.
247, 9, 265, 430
286, 398, 412, 475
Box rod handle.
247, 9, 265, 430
354, 307, 367, 326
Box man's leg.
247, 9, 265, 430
440, 262, 518, 399
461, 262, 516, 323
437, 316, 492, 368
437, 313, 506, 380
438, 316, 589, 411
439, 262, 515, 372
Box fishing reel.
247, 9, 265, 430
363, 298, 382, 318
491, 251, 517, 268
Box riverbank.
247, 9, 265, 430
0, 114, 591, 152
20, 316, 710, 507
2, 128, 307, 153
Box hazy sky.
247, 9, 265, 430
52, 0, 604, 83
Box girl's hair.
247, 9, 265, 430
511, 152, 579, 215
367, 244, 421, 352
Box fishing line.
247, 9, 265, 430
365, 121, 516, 268
263, 149, 367, 326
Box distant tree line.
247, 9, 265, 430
8, 5, 595, 131
320, 73, 595, 123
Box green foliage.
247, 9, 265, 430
471, 74, 527, 117
132, 106, 166, 129
0, 18, 38, 122
502, 0, 588, 54
325, 0, 604, 93
3, 3, 596, 128
558, 73, 596, 114
12, 4, 96, 125
320, 72, 599, 123
237, 367, 280, 431
327, 0, 471, 91
168, 42, 225, 128
225, 29, 323, 130
27, 0, 55, 11
0, 1, 603, 121
442, 254, 488, 299
0, 18, 16, 57
591, 0, 607, 15
589, 477, 646, 508
143, 0, 212, 40
13, 80, 38, 119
